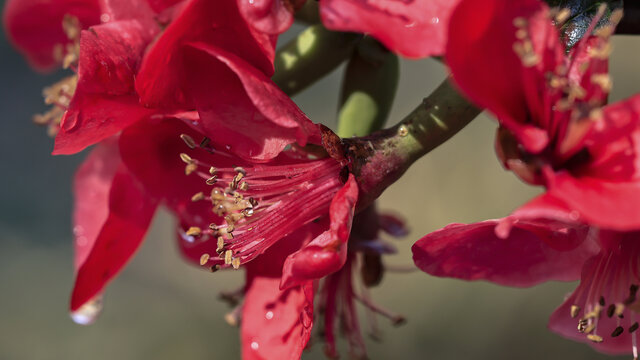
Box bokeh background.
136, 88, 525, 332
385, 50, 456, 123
1, 6, 640, 359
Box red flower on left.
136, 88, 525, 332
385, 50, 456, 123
4, 0, 376, 358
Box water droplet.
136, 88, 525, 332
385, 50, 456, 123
265, 311, 274, 320
70, 296, 103, 325
250, 341, 259, 350
225, 145, 232, 150
100, 13, 110, 23
76, 236, 88, 246
431, 17, 440, 24
73, 225, 84, 236
404, 21, 416, 28
569, 211, 580, 221
249, 0, 255, 4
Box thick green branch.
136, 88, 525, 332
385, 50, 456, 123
272, 25, 360, 97
344, 78, 482, 208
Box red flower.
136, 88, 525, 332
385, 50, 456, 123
446, 0, 640, 230
117, 116, 359, 359
3, 0, 155, 70
413, 0, 640, 354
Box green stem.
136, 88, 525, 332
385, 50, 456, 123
272, 25, 361, 97
337, 37, 399, 138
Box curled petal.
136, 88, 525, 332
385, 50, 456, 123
280, 174, 358, 289
183, 42, 320, 161
412, 195, 598, 287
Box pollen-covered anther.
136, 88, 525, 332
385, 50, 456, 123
231, 257, 241, 270
205, 175, 218, 185
33, 75, 78, 137
553, 8, 571, 25
587, 334, 604, 343
191, 192, 205, 202
570, 305, 581, 318
512, 41, 540, 67
224, 250, 233, 265
180, 134, 197, 149
186, 226, 202, 237
200, 253, 210, 266
587, 42, 613, 60
612, 326, 624, 337
180, 153, 194, 164
217, 236, 225, 253
591, 74, 612, 93
578, 319, 589, 332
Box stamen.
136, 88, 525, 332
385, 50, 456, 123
186, 227, 202, 237
180, 134, 197, 149
571, 305, 581, 318
191, 192, 205, 202
200, 253, 210, 266
587, 334, 603, 343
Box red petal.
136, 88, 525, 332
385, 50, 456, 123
280, 174, 358, 289
136, 0, 275, 110
446, 0, 562, 153
241, 277, 313, 360
73, 139, 121, 269
412, 195, 598, 287
183, 42, 320, 161
546, 172, 640, 231
237, 0, 295, 35
70, 163, 158, 311
143, 0, 183, 13
53, 19, 160, 155
320, 0, 458, 58
3, 0, 101, 70
76, 20, 159, 94
53, 95, 156, 155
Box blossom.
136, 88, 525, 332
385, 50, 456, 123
413, 0, 640, 354
444, 0, 640, 231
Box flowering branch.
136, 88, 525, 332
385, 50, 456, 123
340, 78, 482, 209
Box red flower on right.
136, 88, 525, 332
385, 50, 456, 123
413, 0, 640, 355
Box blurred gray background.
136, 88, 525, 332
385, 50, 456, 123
1, 5, 639, 359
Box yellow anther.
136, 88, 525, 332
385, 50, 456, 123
186, 226, 202, 237
513, 17, 527, 28
586, 334, 603, 343
180, 153, 193, 164
191, 192, 205, 202
397, 125, 409, 137
231, 257, 241, 270
180, 134, 197, 149
570, 305, 581, 318
200, 253, 210, 266
224, 250, 233, 265
238, 182, 249, 191
209, 166, 217, 175
185, 163, 198, 176
217, 237, 225, 253
234, 167, 246, 176
589, 108, 604, 121
206, 175, 218, 185
555, 8, 571, 24
591, 74, 612, 93
211, 188, 226, 201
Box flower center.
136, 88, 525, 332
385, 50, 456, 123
568, 235, 640, 355
178, 134, 343, 270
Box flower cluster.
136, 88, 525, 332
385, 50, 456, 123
5, 0, 640, 358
